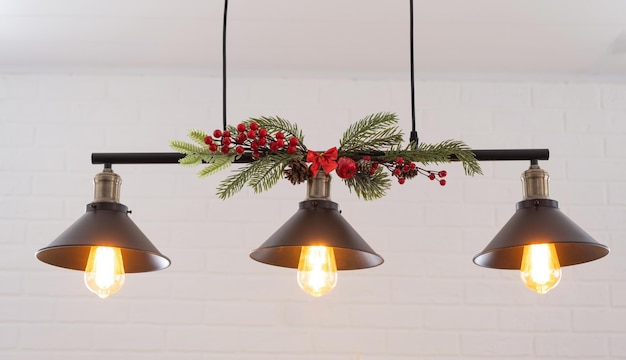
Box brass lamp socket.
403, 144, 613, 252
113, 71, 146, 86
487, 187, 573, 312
522, 164, 549, 200
93, 167, 122, 203
307, 170, 331, 200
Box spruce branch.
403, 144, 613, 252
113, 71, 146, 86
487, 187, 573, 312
188, 129, 209, 146
380, 140, 482, 176
170, 140, 210, 156
197, 154, 236, 178
343, 168, 391, 201
179, 154, 202, 166
248, 153, 296, 193
339, 112, 403, 153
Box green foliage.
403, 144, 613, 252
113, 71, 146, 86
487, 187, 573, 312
171, 112, 482, 201
247, 116, 306, 150
380, 140, 482, 176
339, 112, 403, 154
170, 140, 209, 156
197, 154, 236, 178
216, 154, 296, 199
188, 129, 209, 146
343, 168, 391, 201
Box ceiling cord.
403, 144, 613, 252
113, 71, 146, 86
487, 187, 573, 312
222, 0, 229, 130
409, 0, 419, 146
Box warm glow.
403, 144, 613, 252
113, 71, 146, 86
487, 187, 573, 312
297, 246, 337, 297
84, 246, 125, 299
520, 243, 561, 294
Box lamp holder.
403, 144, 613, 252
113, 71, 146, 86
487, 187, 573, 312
93, 167, 122, 203
307, 171, 332, 200
522, 164, 549, 200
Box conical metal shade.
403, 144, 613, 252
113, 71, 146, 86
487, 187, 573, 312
474, 198, 609, 269
250, 199, 383, 270
36, 202, 171, 273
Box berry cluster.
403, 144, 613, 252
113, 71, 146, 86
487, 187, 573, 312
203, 122, 301, 159
382, 157, 448, 186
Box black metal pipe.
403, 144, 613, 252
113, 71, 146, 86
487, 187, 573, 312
92, 149, 549, 165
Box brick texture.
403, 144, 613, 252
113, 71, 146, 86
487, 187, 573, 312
0, 75, 624, 358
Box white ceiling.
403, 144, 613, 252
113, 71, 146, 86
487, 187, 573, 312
1, 0, 626, 79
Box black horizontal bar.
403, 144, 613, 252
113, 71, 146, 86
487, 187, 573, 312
92, 149, 549, 165
450, 149, 549, 162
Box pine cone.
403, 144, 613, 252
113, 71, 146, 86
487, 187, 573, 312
284, 159, 310, 185
356, 159, 372, 174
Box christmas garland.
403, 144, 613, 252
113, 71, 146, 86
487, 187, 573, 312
170, 112, 482, 200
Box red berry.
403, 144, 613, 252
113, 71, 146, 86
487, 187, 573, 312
250, 141, 259, 151
336, 157, 357, 179
236, 133, 247, 143
237, 123, 246, 132
204, 136, 213, 145
221, 145, 230, 154
276, 139, 285, 148
252, 151, 261, 159
235, 145, 244, 155
247, 130, 256, 139
249, 122, 259, 131
289, 137, 299, 146
396, 157, 404, 164
222, 137, 232, 145
428, 173, 436, 180
209, 143, 218, 152
222, 130, 231, 138
363, 155, 371, 161
270, 142, 279, 151
393, 168, 402, 176
257, 137, 267, 146
439, 179, 447, 186
287, 146, 296, 154
398, 177, 406, 185
403, 165, 410, 172
258, 128, 268, 137
410, 162, 416, 170
276, 131, 285, 140
371, 162, 379, 169
369, 168, 376, 175
438, 170, 447, 178
213, 129, 222, 138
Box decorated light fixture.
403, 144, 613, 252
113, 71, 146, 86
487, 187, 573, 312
250, 169, 384, 297
35, 0, 610, 297
36, 166, 171, 298
473, 161, 610, 294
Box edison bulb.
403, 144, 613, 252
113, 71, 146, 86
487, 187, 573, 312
520, 243, 561, 294
84, 246, 125, 299
297, 246, 337, 297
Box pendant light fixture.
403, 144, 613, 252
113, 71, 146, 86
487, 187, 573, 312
36, 166, 171, 298
34, 0, 610, 299
473, 161, 610, 294
250, 170, 384, 297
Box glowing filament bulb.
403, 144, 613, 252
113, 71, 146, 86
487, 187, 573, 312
520, 243, 561, 294
84, 246, 125, 299
297, 246, 337, 297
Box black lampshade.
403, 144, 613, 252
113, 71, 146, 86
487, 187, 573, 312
250, 199, 384, 270
473, 199, 609, 269
36, 202, 171, 273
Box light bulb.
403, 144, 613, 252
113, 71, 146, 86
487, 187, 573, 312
84, 246, 125, 299
520, 243, 561, 294
297, 246, 337, 297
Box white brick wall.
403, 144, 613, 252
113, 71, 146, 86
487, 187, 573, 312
0, 74, 625, 359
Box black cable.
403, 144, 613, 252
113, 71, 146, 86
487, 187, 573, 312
409, 0, 418, 146
222, 0, 228, 130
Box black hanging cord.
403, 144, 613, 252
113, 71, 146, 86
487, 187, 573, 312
222, 0, 228, 130
409, 0, 418, 146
